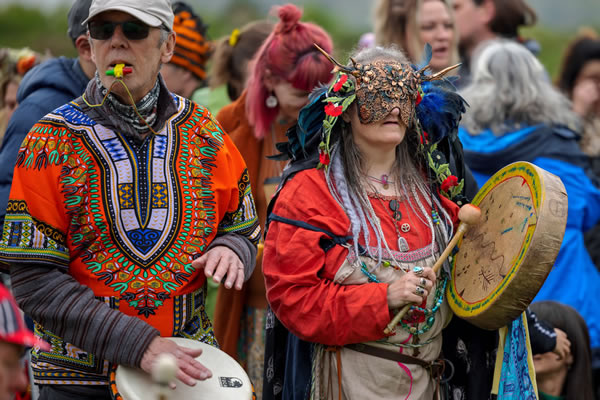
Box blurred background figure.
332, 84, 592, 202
197, 20, 274, 116
193, 19, 273, 322
161, 1, 212, 99
0, 48, 41, 144
530, 301, 595, 400
374, 0, 415, 51
405, 0, 459, 72
452, 0, 538, 85
458, 40, 600, 376
214, 5, 333, 398
373, 0, 458, 73
0, 0, 94, 230
556, 32, 600, 394
556, 29, 600, 184
0, 75, 20, 145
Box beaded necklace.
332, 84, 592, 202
398, 275, 448, 335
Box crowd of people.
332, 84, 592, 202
0, 0, 598, 399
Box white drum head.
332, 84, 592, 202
114, 337, 253, 400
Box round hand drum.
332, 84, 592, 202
446, 162, 567, 330
110, 337, 254, 400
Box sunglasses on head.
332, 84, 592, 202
88, 20, 151, 41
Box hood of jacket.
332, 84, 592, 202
17, 56, 90, 103
459, 124, 588, 176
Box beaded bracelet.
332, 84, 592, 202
399, 276, 448, 336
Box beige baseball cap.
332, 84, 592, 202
83, 0, 174, 30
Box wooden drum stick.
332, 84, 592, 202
383, 204, 481, 335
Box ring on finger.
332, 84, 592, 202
413, 266, 424, 276
419, 277, 427, 287
415, 286, 426, 296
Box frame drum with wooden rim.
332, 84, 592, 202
446, 162, 567, 330
110, 337, 254, 400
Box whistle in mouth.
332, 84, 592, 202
106, 63, 132, 78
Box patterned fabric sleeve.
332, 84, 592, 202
0, 121, 71, 268
200, 111, 260, 258
209, 164, 259, 280
216, 162, 260, 246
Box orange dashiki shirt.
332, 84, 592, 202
0, 94, 260, 384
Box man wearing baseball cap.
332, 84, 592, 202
0, 0, 259, 399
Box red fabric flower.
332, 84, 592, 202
416, 91, 422, 106
441, 175, 459, 192
333, 74, 348, 92
319, 151, 330, 166
325, 103, 343, 117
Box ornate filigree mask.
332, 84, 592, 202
354, 60, 420, 127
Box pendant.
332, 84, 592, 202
401, 223, 411, 233
389, 200, 402, 220
381, 174, 390, 190
398, 236, 410, 252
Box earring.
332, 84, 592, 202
265, 93, 278, 108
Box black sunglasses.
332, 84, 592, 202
88, 20, 150, 41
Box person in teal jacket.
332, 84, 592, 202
458, 40, 600, 380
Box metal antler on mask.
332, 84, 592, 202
423, 63, 462, 81
313, 44, 360, 77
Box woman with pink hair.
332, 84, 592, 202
214, 5, 333, 397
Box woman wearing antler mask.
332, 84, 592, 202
261, 45, 470, 399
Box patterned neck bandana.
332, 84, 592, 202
95, 73, 160, 137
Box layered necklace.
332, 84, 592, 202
361, 174, 449, 338
365, 174, 412, 253
371, 192, 412, 253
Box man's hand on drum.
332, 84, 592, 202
193, 246, 245, 290
386, 267, 436, 309
141, 337, 212, 387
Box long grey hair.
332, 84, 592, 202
461, 39, 581, 135
324, 46, 454, 267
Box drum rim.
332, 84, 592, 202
446, 161, 567, 329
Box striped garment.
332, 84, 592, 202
0, 91, 259, 385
